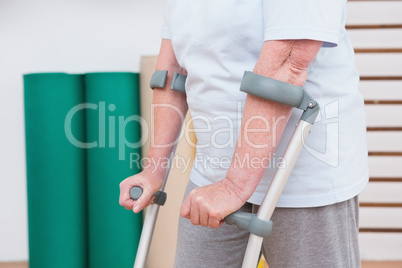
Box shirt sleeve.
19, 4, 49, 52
263, 0, 346, 47
161, 0, 171, 39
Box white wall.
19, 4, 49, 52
0, 0, 164, 261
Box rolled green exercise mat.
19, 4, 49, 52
84, 72, 142, 268
24, 73, 87, 268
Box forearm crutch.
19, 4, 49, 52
129, 71, 187, 268
226, 71, 320, 267
129, 70, 319, 268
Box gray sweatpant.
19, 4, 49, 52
175, 180, 361, 268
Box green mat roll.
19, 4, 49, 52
85, 73, 143, 268
24, 73, 87, 268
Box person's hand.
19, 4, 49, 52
119, 169, 164, 213
180, 178, 247, 228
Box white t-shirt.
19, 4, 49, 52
162, 0, 369, 207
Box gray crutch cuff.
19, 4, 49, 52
170, 72, 187, 93
149, 70, 187, 94
239, 71, 319, 124
149, 70, 168, 89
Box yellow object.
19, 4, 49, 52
258, 255, 269, 268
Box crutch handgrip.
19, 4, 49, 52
130, 186, 167, 206
225, 211, 273, 238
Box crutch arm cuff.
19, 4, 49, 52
240, 71, 320, 124
150, 71, 187, 94
150, 70, 168, 89
240, 71, 304, 108
170, 72, 187, 93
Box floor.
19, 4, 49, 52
0, 261, 401, 268
361, 262, 402, 268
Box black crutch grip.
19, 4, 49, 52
129, 186, 167, 206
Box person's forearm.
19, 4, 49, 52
145, 39, 188, 177
223, 40, 323, 202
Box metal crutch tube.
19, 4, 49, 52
130, 125, 182, 268
235, 71, 320, 267
241, 119, 315, 267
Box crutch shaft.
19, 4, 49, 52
133, 204, 160, 268
241, 120, 313, 268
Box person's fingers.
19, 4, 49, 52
199, 203, 209, 227
189, 197, 200, 226
217, 220, 225, 228
180, 183, 242, 229
207, 208, 222, 228
119, 181, 136, 210
121, 199, 136, 210
180, 196, 191, 219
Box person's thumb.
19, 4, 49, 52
132, 188, 154, 213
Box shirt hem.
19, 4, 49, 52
264, 28, 339, 47
161, 28, 171, 39
248, 170, 369, 208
